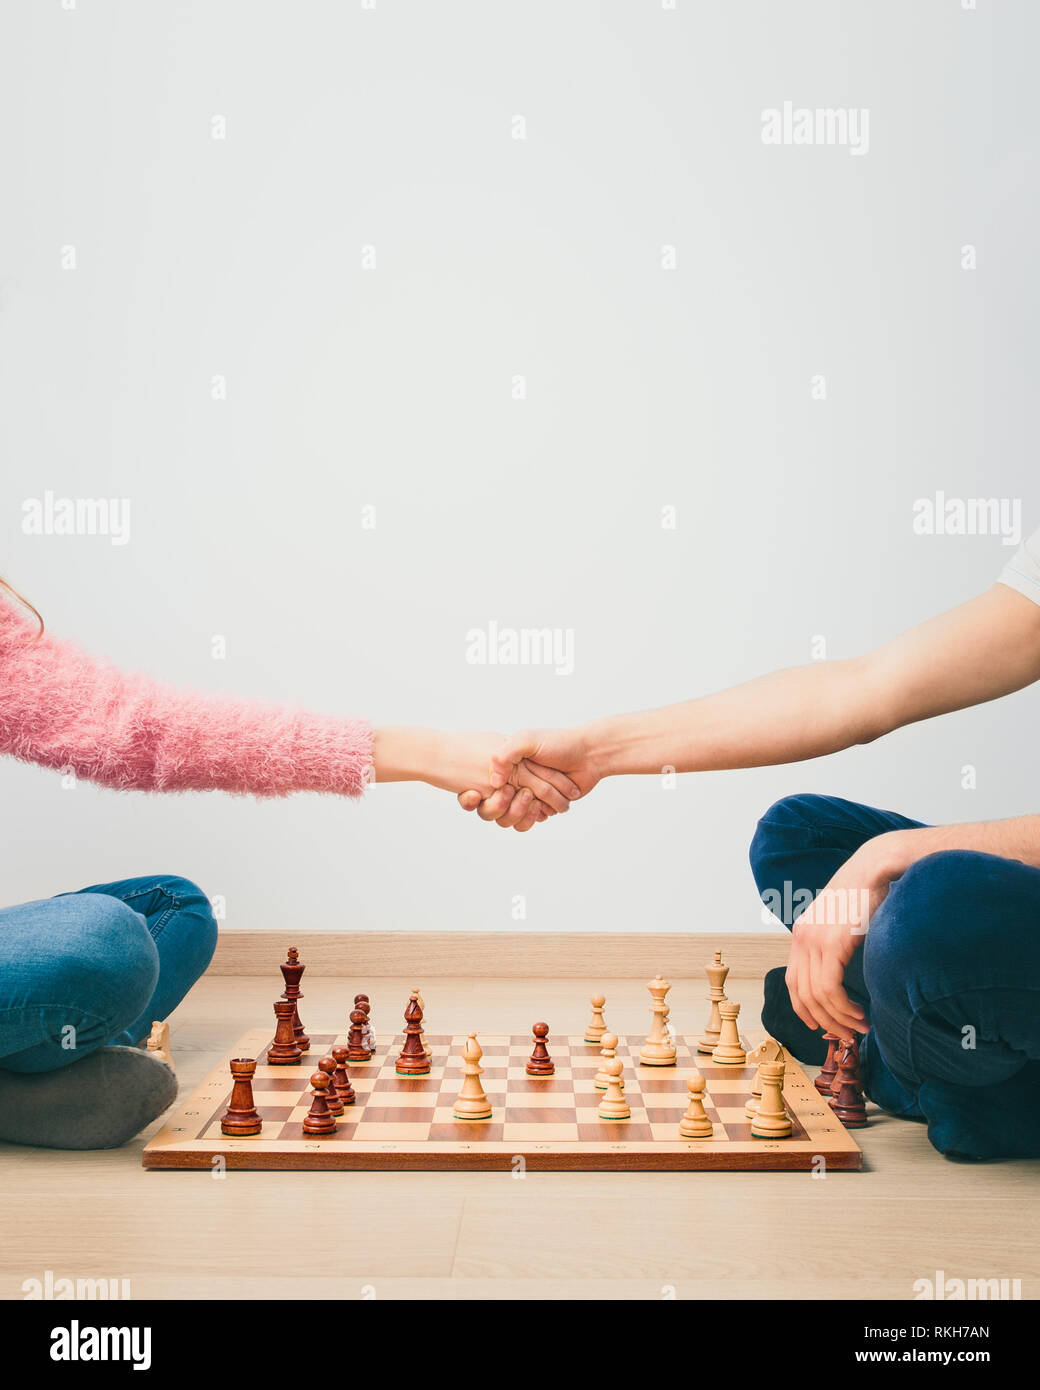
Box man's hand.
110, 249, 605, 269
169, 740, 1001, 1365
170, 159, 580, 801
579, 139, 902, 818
450, 731, 584, 832
457, 726, 600, 831
785, 837, 903, 1037
489, 727, 602, 799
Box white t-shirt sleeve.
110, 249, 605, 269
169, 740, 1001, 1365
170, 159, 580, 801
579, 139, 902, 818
997, 525, 1040, 605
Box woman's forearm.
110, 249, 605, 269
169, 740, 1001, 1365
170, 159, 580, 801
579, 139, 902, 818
371, 727, 507, 798
370, 727, 443, 785
0, 599, 373, 797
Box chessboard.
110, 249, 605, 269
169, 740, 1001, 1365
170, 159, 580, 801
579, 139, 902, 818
143, 1029, 863, 1172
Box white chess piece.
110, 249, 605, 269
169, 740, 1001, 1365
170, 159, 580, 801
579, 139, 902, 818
584, 994, 608, 1043
679, 1072, 713, 1139
144, 1020, 174, 1072
750, 1060, 792, 1139
639, 975, 677, 1066
698, 951, 729, 1054
597, 1058, 631, 1120
453, 1032, 492, 1120
595, 1032, 619, 1090
711, 999, 746, 1065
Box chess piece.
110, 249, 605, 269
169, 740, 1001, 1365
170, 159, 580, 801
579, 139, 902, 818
745, 1061, 765, 1119
679, 1072, 714, 1139
346, 1008, 369, 1062
318, 1056, 344, 1115
302, 1071, 337, 1136
745, 1038, 785, 1116
268, 999, 304, 1065
361, 1005, 376, 1056
745, 1038, 784, 1115
331, 1046, 356, 1105
594, 1032, 619, 1089
355, 996, 374, 1057
829, 1037, 868, 1128
453, 1032, 493, 1120
144, 1020, 174, 1071
750, 1060, 792, 1138
816, 1032, 841, 1096
396, 991, 431, 1075
526, 1022, 555, 1076
711, 999, 746, 1065
639, 975, 677, 1066
280, 947, 309, 1052
584, 994, 608, 1044
597, 1058, 631, 1120
697, 950, 730, 1053
221, 1057, 262, 1136
415, 988, 431, 1060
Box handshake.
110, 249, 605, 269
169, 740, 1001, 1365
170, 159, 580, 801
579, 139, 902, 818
374, 725, 605, 833
455, 727, 600, 832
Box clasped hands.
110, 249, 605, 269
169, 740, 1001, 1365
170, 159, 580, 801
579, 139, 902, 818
450, 728, 602, 833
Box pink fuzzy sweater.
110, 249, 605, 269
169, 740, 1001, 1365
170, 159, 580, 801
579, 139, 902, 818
0, 598, 373, 798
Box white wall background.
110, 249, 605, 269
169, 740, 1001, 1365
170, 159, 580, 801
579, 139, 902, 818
1, 0, 1037, 934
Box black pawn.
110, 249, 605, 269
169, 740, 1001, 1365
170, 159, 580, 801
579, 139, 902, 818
526, 1022, 555, 1076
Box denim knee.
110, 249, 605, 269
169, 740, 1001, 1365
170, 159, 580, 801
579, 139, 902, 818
749, 793, 829, 877
67, 895, 159, 1035
865, 850, 1008, 980
152, 876, 218, 972
750, 794, 831, 858
154, 876, 213, 914
749, 794, 843, 925
6, 894, 161, 1067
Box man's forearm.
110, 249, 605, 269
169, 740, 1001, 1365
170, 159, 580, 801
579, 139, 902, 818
584, 586, 1040, 779
871, 817, 1040, 881
586, 658, 876, 777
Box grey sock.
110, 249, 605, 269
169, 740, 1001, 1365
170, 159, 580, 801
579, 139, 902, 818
0, 1046, 178, 1151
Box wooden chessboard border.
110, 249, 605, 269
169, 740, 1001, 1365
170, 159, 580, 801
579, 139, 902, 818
209, 932, 790, 979
143, 1030, 862, 1173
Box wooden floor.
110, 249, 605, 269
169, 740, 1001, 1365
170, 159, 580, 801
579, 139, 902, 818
2, 975, 1037, 1301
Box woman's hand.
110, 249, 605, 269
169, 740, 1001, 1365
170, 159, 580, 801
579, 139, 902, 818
785, 834, 908, 1037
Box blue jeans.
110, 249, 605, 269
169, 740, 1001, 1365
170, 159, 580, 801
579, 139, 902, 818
750, 795, 1040, 1159
0, 875, 217, 1074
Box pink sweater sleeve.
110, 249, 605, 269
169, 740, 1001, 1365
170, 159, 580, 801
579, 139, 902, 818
0, 599, 373, 798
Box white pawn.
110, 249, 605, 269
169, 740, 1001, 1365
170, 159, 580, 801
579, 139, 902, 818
597, 1058, 631, 1120
711, 999, 746, 1065
584, 994, 608, 1044
594, 1032, 619, 1090
679, 1072, 714, 1139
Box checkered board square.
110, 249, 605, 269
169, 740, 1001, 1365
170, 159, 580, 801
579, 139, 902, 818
143, 1030, 862, 1171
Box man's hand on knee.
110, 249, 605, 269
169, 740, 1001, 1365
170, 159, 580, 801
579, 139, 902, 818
785, 846, 891, 1038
